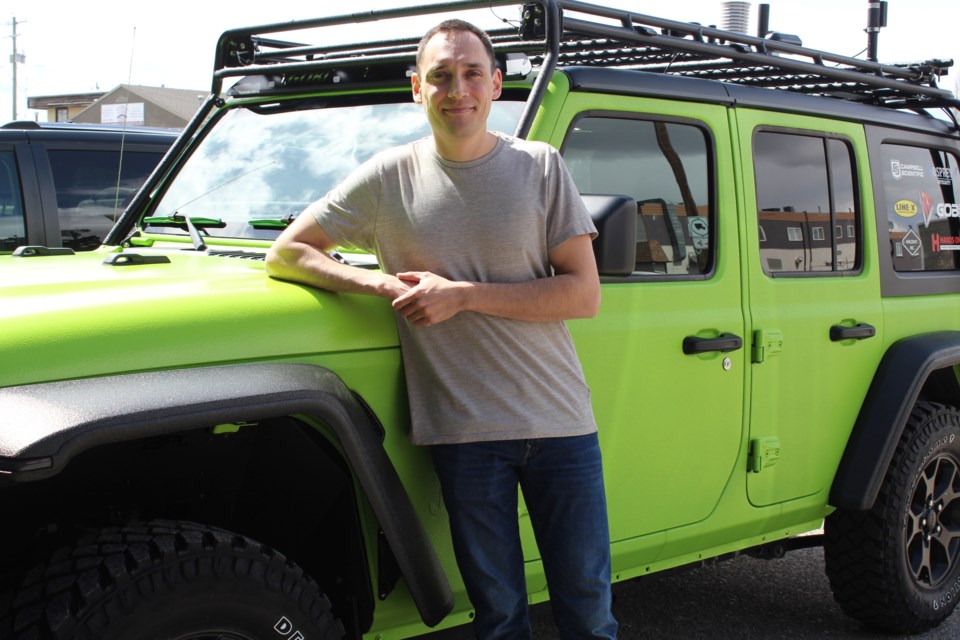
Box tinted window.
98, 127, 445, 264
754, 132, 859, 274
562, 116, 712, 277
880, 144, 960, 272
47, 149, 165, 251
0, 151, 26, 252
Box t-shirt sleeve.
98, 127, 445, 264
543, 146, 598, 251
302, 155, 381, 253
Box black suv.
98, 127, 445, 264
0, 121, 177, 253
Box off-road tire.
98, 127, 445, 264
1, 520, 345, 640
824, 401, 960, 633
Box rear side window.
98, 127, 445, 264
753, 131, 859, 275
880, 144, 960, 272
0, 151, 26, 252
562, 115, 712, 277
47, 149, 164, 251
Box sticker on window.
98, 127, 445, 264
921, 192, 935, 227
934, 202, 960, 222
935, 166, 954, 186
891, 159, 925, 180
894, 199, 918, 218
932, 233, 960, 252
901, 229, 922, 256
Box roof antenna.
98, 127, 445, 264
757, 4, 770, 38
113, 26, 137, 218
866, 1, 887, 62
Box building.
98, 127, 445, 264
26, 92, 105, 123
27, 84, 208, 128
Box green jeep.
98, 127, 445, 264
2, 1, 960, 638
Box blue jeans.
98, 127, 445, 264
431, 433, 618, 640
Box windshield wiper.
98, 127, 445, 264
141, 213, 224, 251
142, 214, 225, 229
248, 214, 297, 230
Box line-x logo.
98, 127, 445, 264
274, 615, 305, 639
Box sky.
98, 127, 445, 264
4, 0, 959, 122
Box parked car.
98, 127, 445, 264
0, 121, 177, 253
1, 1, 959, 638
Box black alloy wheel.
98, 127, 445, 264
825, 402, 960, 633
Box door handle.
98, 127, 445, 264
829, 323, 876, 342
683, 333, 743, 355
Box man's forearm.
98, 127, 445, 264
462, 272, 600, 322
392, 269, 599, 327
265, 241, 403, 300
391, 233, 601, 327
464, 233, 601, 322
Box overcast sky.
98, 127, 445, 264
4, 0, 958, 122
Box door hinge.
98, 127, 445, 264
752, 329, 783, 363
749, 437, 782, 473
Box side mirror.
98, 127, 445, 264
582, 194, 636, 277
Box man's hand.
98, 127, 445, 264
390, 233, 600, 327
392, 272, 468, 327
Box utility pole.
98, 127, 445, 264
10, 17, 25, 121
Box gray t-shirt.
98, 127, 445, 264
307, 133, 598, 445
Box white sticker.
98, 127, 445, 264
891, 159, 925, 180
902, 228, 922, 257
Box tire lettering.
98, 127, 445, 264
273, 616, 306, 639
275, 616, 293, 635
925, 434, 954, 462
933, 575, 960, 610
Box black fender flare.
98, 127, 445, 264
0, 362, 453, 628
830, 331, 960, 511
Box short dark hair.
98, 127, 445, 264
416, 19, 497, 73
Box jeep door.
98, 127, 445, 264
542, 82, 745, 560
735, 110, 884, 509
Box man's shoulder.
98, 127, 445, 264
496, 133, 552, 153
367, 137, 430, 171
495, 133, 559, 164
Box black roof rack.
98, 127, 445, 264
211, 0, 958, 122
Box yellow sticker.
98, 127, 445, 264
895, 199, 918, 217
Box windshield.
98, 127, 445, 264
146, 99, 526, 241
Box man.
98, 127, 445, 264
266, 18, 617, 639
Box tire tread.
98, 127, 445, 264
2, 520, 344, 640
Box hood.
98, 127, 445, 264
0, 248, 399, 388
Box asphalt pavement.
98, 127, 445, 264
530, 546, 960, 639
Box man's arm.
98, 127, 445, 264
265, 212, 410, 301
392, 233, 600, 327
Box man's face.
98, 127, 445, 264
411, 29, 502, 149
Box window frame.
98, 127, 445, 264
752, 126, 862, 279
559, 110, 718, 283
878, 142, 960, 275
867, 124, 960, 297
